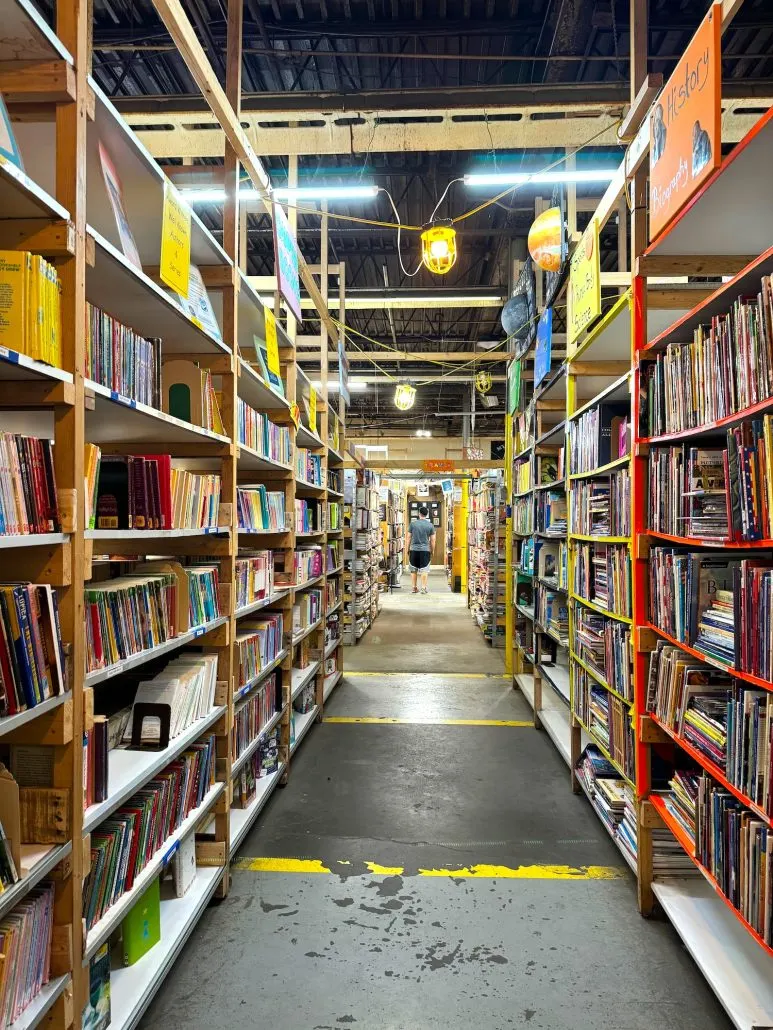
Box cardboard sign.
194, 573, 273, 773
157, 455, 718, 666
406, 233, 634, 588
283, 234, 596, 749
422, 459, 454, 473
534, 308, 553, 387
265, 308, 280, 376
99, 142, 142, 270
175, 264, 221, 339
160, 180, 191, 297
272, 201, 302, 325
507, 359, 521, 416
309, 386, 317, 432
649, 2, 721, 242
567, 219, 601, 346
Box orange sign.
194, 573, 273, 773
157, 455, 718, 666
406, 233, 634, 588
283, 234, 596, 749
528, 206, 563, 272
422, 459, 454, 473
649, 2, 721, 242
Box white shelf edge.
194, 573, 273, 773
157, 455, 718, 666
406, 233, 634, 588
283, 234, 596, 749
290, 705, 319, 755
233, 649, 287, 702
231, 705, 286, 778
294, 575, 324, 591
9, 974, 71, 1030
0, 532, 69, 550
323, 670, 342, 702
0, 345, 73, 384
85, 527, 228, 540
237, 443, 293, 473
229, 762, 286, 858
324, 637, 341, 659
0, 841, 73, 922
575, 774, 637, 875
291, 617, 323, 647
291, 661, 320, 702
0, 691, 71, 740
234, 590, 290, 619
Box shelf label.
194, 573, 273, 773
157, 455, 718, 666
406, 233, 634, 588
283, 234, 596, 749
649, 2, 721, 242
567, 218, 601, 346
162, 840, 180, 867
160, 180, 192, 297
309, 386, 317, 431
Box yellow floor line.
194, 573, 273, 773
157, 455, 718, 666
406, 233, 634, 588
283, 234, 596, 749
233, 857, 625, 879
344, 671, 509, 679
324, 717, 532, 726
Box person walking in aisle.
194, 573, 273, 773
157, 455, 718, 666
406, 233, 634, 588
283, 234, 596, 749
408, 505, 436, 594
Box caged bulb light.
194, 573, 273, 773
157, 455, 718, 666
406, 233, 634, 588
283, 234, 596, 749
475, 370, 493, 395
420, 224, 458, 275
394, 383, 417, 410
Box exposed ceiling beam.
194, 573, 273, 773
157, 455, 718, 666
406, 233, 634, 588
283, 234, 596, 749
296, 350, 511, 361
247, 281, 506, 308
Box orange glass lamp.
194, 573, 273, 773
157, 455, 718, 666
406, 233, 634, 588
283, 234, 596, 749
420, 224, 458, 274
394, 382, 417, 410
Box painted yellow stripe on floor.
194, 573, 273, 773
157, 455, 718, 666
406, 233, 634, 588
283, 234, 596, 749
345, 671, 509, 679
233, 857, 625, 879
324, 716, 532, 726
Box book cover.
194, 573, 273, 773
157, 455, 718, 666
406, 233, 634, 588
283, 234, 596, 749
121, 872, 161, 966
82, 943, 111, 1030
96, 456, 131, 530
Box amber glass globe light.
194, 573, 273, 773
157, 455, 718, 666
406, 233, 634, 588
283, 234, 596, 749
475, 370, 493, 394
420, 225, 457, 274
394, 383, 417, 410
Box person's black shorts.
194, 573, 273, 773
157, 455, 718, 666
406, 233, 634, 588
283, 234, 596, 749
409, 550, 431, 571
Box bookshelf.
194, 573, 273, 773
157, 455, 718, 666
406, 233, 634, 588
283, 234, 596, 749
468, 474, 506, 646
343, 466, 382, 644
379, 483, 405, 592
0, 3, 348, 1028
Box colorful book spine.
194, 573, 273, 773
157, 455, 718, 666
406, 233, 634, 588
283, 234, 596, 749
0, 882, 55, 1026
86, 303, 161, 407
237, 486, 286, 531
235, 613, 284, 687
237, 400, 291, 464
235, 553, 275, 609
232, 672, 279, 759
0, 432, 61, 537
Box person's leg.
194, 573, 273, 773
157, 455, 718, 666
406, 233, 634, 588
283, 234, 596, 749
411, 569, 418, 592
421, 567, 429, 592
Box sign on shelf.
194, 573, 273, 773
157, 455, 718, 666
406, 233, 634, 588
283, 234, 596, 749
567, 218, 601, 346
160, 181, 191, 297
422, 459, 455, 473
309, 386, 317, 433
507, 359, 522, 416
648, 1, 721, 242
338, 338, 351, 406
534, 308, 553, 387
265, 309, 281, 376
272, 201, 303, 324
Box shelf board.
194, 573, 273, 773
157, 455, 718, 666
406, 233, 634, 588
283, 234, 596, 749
295, 478, 326, 495
235, 590, 290, 620
515, 603, 535, 621
327, 446, 344, 466
237, 444, 292, 473
236, 357, 291, 414
84, 781, 224, 962
568, 291, 631, 363
642, 393, 773, 445
231, 706, 286, 778
570, 592, 632, 625
326, 564, 344, 577
575, 773, 637, 875
291, 661, 320, 701
291, 616, 323, 647
83, 708, 226, 834
235, 271, 294, 353
646, 529, 773, 549
324, 636, 341, 659
87, 229, 229, 356
534, 479, 565, 493
538, 661, 570, 705
323, 670, 342, 702
85, 615, 228, 687
9, 974, 71, 1030
294, 574, 324, 591
570, 650, 632, 706
0, 347, 73, 387
296, 530, 325, 539
238, 525, 291, 537
86, 527, 227, 542
229, 762, 286, 858
568, 371, 632, 422
85, 379, 231, 446
327, 598, 343, 615
569, 533, 630, 544
573, 712, 633, 786
296, 423, 324, 450
107, 863, 224, 1030
535, 421, 566, 446
0, 841, 72, 922
2, 0, 73, 61
327, 488, 344, 499
290, 705, 319, 755
233, 649, 288, 703
0, 532, 70, 552
646, 623, 773, 694
0, 691, 70, 740
569, 454, 630, 480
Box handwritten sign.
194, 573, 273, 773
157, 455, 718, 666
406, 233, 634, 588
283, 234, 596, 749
272, 200, 302, 324
422, 459, 454, 473
265, 308, 280, 376
160, 180, 191, 296
309, 386, 317, 432
649, 2, 721, 242
567, 219, 601, 346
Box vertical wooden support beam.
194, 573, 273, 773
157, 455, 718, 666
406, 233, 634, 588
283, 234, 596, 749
316, 203, 330, 715
55, 0, 88, 1021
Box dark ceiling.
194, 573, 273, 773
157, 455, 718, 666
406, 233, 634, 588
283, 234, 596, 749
78, 0, 773, 432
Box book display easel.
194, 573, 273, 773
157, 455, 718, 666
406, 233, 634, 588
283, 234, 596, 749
507, 2, 773, 1021
0, 2, 348, 1027
343, 466, 382, 644
468, 475, 506, 646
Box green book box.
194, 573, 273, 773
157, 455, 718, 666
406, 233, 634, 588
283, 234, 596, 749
121, 876, 161, 966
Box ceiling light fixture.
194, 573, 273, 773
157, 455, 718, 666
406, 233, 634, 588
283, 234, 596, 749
415, 429, 432, 438
463, 169, 618, 188
394, 383, 417, 410
180, 184, 379, 205
420, 223, 458, 275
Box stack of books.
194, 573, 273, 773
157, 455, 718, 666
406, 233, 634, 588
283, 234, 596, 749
536, 488, 567, 536
235, 553, 275, 609
87, 303, 161, 407
0, 250, 62, 367
0, 582, 65, 716
122, 653, 219, 748
237, 486, 286, 532
0, 883, 55, 1026
0, 433, 60, 536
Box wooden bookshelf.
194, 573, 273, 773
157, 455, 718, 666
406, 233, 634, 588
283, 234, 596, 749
343, 465, 382, 644
467, 474, 506, 646
0, 2, 349, 1027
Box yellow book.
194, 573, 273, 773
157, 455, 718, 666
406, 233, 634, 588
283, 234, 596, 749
0, 249, 28, 355
29, 254, 45, 362
765, 414, 773, 540
210, 383, 225, 436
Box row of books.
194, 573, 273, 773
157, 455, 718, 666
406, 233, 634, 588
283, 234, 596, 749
0, 250, 61, 368
573, 542, 631, 616
0, 882, 55, 1027
234, 727, 280, 808
0, 582, 65, 717
293, 590, 323, 635
163, 359, 225, 435
87, 302, 161, 408
83, 735, 216, 930
237, 399, 291, 465
570, 402, 629, 475
575, 744, 628, 839
235, 552, 275, 610
536, 488, 566, 537
327, 502, 341, 530
647, 639, 773, 814
233, 671, 279, 760
569, 468, 630, 538
641, 276, 773, 438
572, 605, 632, 701
84, 716, 109, 808
235, 613, 284, 689
0, 433, 60, 536
187, 565, 221, 627
95, 455, 221, 531
293, 548, 323, 585
326, 542, 341, 572
514, 459, 532, 495
573, 670, 635, 779
123, 652, 219, 751
661, 770, 773, 945
295, 498, 321, 532
536, 540, 568, 589
237, 486, 286, 532
296, 448, 323, 486
536, 585, 568, 643
512, 496, 534, 536
326, 579, 340, 610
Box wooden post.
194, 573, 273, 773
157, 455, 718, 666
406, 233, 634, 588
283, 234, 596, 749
316, 202, 329, 716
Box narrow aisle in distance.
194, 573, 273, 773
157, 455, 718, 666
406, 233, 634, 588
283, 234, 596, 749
138, 568, 731, 1030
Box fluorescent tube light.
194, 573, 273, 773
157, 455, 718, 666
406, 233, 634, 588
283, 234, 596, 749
180, 184, 378, 205
463, 169, 618, 188
310, 380, 368, 393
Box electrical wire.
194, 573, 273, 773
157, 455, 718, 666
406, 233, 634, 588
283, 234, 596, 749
382, 189, 424, 279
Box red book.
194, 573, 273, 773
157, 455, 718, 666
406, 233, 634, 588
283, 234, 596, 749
135, 454, 172, 529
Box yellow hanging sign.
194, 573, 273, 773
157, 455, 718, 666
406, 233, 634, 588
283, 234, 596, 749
160, 180, 191, 297
309, 386, 317, 432
265, 308, 281, 376
567, 218, 601, 347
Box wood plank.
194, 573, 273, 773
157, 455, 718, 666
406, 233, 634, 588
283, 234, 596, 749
0, 60, 75, 104
637, 254, 757, 276
618, 72, 663, 142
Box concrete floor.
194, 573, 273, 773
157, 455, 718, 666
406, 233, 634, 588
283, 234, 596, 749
139, 569, 732, 1030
